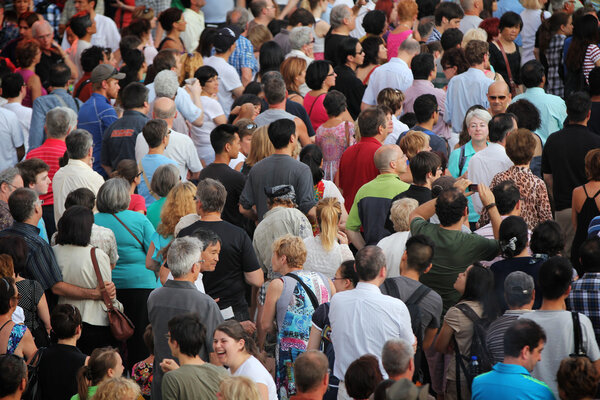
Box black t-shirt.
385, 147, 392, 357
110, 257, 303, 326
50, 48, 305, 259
589, 102, 600, 136
36, 51, 63, 89
38, 343, 87, 400
199, 163, 246, 228
490, 256, 543, 312
178, 220, 260, 309
324, 33, 347, 65
332, 65, 366, 119
285, 99, 316, 137
384, 185, 432, 232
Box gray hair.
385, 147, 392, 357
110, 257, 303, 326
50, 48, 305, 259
196, 178, 227, 213
154, 70, 179, 99
96, 178, 131, 213
465, 108, 492, 126
263, 72, 286, 104
399, 38, 421, 55
382, 339, 414, 377
0, 167, 21, 186
46, 107, 77, 138
390, 198, 419, 232
8, 188, 38, 223
65, 129, 94, 160
355, 245, 386, 281
289, 26, 313, 50
330, 5, 351, 29
167, 236, 203, 278
153, 98, 177, 119
462, 28, 488, 48
550, 0, 565, 10
31, 19, 52, 37
226, 7, 251, 31
150, 164, 180, 197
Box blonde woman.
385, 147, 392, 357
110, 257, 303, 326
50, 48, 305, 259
303, 198, 354, 278
461, 28, 488, 48
520, 0, 550, 65
93, 377, 141, 400
241, 126, 275, 176
248, 25, 274, 60
219, 376, 261, 400
280, 57, 308, 104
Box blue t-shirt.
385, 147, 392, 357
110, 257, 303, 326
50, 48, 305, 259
137, 154, 177, 206
472, 363, 554, 400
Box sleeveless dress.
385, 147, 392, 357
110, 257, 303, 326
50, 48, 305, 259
275, 271, 331, 400
571, 185, 600, 271
315, 121, 355, 181
0, 320, 27, 355
16, 68, 47, 107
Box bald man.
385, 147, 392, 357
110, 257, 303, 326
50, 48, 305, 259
346, 144, 410, 249
487, 81, 512, 116
135, 97, 203, 181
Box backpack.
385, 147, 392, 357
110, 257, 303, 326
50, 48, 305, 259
382, 279, 432, 384
453, 303, 493, 399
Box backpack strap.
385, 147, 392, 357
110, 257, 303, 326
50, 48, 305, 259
571, 312, 587, 357
382, 278, 400, 299
74, 79, 91, 100
405, 284, 431, 306
285, 272, 319, 310
457, 145, 467, 176
456, 302, 481, 323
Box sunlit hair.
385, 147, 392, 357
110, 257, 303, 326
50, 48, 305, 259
585, 149, 600, 181
272, 234, 307, 269
557, 356, 600, 400
317, 198, 342, 251
390, 198, 418, 232
245, 126, 275, 167
399, 130, 429, 159
76, 347, 120, 400
93, 377, 141, 400
219, 376, 261, 400
0, 254, 14, 278
280, 57, 307, 94
157, 182, 197, 237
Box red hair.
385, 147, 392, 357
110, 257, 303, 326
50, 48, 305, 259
479, 17, 500, 42
375, 0, 393, 21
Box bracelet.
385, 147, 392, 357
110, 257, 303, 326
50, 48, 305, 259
484, 203, 497, 211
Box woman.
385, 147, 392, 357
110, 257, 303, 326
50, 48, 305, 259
280, 57, 307, 104
345, 355, 383, 400
440, 48, 469, 82
73, 347, 125, 400
315, 90, 355, 181
519, 0, 550, 65
94, 178, 156, 369
304, 60, 336, 131
308, 0, 330, 60
530, 220, 565, 259
113, 0, 136, 28
53, 206, 123, 355
145, 164, 182, 229
303, 198, 354, 278
258, 235, 334, 400
489, 12, 522, 93
157, 8, 186, 53
257, 41, 285, 82
557, 357, 600, 400
131, 324, 154, 399
15, 38, 46, 107
248, 25, 274, 61
219, 376, 261, 400
490, 216, 543, 310
399, 131, 431, 160
571, 149, 600, 272
0, 276, 37, 360
122, 17, 157, 66
192, 65, 228, 166
462, 28, 489, 48
356, 36, 386, 85
434, 263, 497, 400
387, 0, 418, 60
479, 17, 500, 43
93, 377, 141, 400
118, 49, 147, 100
242, 126, 275, 176
132, 6, 159, 64
113, 159, 145, 214
377, 88, 409, 145
565, 14, 600, 93
213, 320, 277, 400
537, 12, 572, 97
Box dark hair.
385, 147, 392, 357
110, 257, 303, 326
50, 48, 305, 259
51, 304, 82, 339
440, 47, 469, 74
538, 12, 570, 55
357, 107, 387, 138
400, 112, 417, 128
435, 187, 467, 226
305, 60, 332, 90
194, 65, 218, 86
76, 347, 119, 400
289, 7, 315, 26
434, 1, 464, 26
355, 245, 386, 281
530, 220, 564, 256
411, 53, 436, 80
499, 216, 528, 258
299, 144, 324, 185
0, 353, 27, 397
589, 67, 600, 97
210, 124, 239, 154
215, 320, 259, 357
579, 236, 600, 273
8, 188, 37, 223
506, 99, 541, 131
413, 93, 438, 124
197, 27, 217, 57
142, 324, 154, 354
344, 354, 383, 399
566, 91, 592, 123
538, 256, 573, 300
410, 151, 441, 185
493, 180, 520, 215
15, 159, 48, 189
119, 50, 145, 98
405, 234, 435, 274
0, 276, 16, 315
464, 40, 489, 66
143, 119, 169, 148
267, 19, 288, 36
228, 94, 263, 123
120, 81, 148, 110
258, 41, 285, 79
337, 36, 360, 66
81, 46, 106, 73
168, 313, 207, 357
0, 236, 27, 277
503, 319, 546, 358
1, 72, 23, 98
119, 35, 142, 56
557, 357, 600, 400
65, 187, 96, 210
440, 27, 463, 51
488, 113, 515, 143
520, 60, 545, 88
56, 206, 94, 246
112, 159, 139, 184
360, 36, 385, 67
158, 7, 183, 31
121, 18, 151, 39
69, 11, 92, 38
499, 11, 523, 31
323, 90, 347, 117
565, 14, 599, 73
362, 10, 386, 35
190, 228, 222, 249
373, 379, 395, 400
461, 263, 498, 319
152, 49, 177, 73
267, 118, 295, 149
338, 259, 359, 286
250, 0, 267, 17
47, 63, 71, 88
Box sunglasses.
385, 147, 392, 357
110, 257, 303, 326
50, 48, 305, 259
489, 95, 507, 100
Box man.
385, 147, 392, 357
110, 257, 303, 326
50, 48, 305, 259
473, 319, 553, 399
101, 82, 149, 174
26, 107, 77, 236
542, 92, 600, 257
486, 271, 535, 364
203, 27, 244, 117
59, 0, 120, 53
66, 11, 95, 80
0, 11, 39, 66
1, 73, 30, 151
338, 107, 387, 212
147, 236, 224, 400
0, 168, 24, 230
137, 119, 177, 206
0, 353, 27, 400
405, 94, 450, 157
346, 144, 409, 249
445, 40, 494, 136
324, 5, 355, 64
475, 180, 522, 243
226, 8, 258, 87
240, 118, 315, 221
199, 124, 246, 227
459, 0, 482, 33
148, 70, 189, 136
32, 20, 77, 90
52, 129, 104, 225
273, 9, 315, 57
382, 339, 431, 398
440, 28, 463, 51
512, 60, 567, 144
519, 256, 600, 398
403, 53, 452, 141
178, 178, 264, 326
136, 97, 202, 181
329, 245, 414, 399
487, 80, 512, 116
180, 0, 205, 54
16, 158, 51, 241
331, 36, 365, 119
291, 350, 330, 400
468, 113, 515, 213
0, 98, 24, 171
73, 46, 108, 103
361, 38, 419, 109
77, 63, 123, 177
427, 2, 464, 43
248, 0, 276, 30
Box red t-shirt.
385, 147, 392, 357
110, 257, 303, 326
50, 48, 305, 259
73, 72, 93, 103
338, 136, 381, 212
26, 138, 67, 206
128, 194, 147, 214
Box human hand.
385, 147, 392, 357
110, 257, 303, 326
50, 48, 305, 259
336, 230, 349, 245
240, 320, 256, 334
453, 177, 471, 194
184, 79, 201, 98
160, 358, 180, 372
478, 184, 495, 207
104, 281, 116, 300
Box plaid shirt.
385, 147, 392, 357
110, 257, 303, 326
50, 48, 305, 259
545, 34, 566, 97
567, 272, 600, 344
228, 36, 258, 78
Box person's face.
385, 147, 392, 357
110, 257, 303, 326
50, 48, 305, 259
35, 27, 54, 50
18, 21, 32, 39
377, 43, 388, 64
500, 25, 520, 42
443, 64, 458, 81
353, 42, 365, 66
74, 0, 93, 12
468, 116, 488, 143
524, 340, 544, 372
240, 133, 252, 156
10, 285, 19, 310
345, 7, 356, 30
271, 252, 285, 272
213, 330, 245, 365
203, 75, 219, 95
444, 17, 461, 29
487, 86, 511, 114
31, 171, 50, 195
14, 0, 31, 15
333, 267, 350, 293
264, 1, 277, 19
296, 68, 306, 86
228, 133, 241, 159
562, 16, 573, 36
105, 78, 120, 99
324, 65, 336, 89
201, 242, 220, 271
563, 0, 575, 14
5, 175, 24, 197
110, 353, 125, 378
174, 16, 187, 32
453, 265, 472, 294
385, 113, 394, 134
302, 35, 315, 58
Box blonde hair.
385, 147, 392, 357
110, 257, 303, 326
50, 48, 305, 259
272, 234, 307, 269
219, 376, 261, 400
465, 108, 492, 126
180, 52, 204, 84
157, 182, 197, 237
399, 130, 429, 159
390, 198, 419, 232
132, 5, 155, 20
317, 198, 342, 251
93, 377, 141, 400
461, 28, 488, 48
376, 88, 405, 114
520, 0, 544, 9
0, 254, 14, 278
245, 126, 275, 167
248, 24, 273, 52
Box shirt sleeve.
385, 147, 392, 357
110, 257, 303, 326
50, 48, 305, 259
141, 215, 157, 251
183, 136, 203, 173
240, 232, 261, 273
346, 196, 362, 232
10, 116, 24, 149
311, 303, 327, 331
176, 88, 203, 123
444, 82, 454, 124
221, 66, 243, 92
29, 99, 44, 150
361, 77, 377, 106
295, 165, 317, 214
161, 372, 179, 400
239, 175, 254, 209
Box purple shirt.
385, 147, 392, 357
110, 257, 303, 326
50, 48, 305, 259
403, 79, 451, 140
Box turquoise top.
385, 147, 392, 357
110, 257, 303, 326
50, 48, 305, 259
448, 140, 486, 223
146, 197, 166, 229
512, 87, 567, 145
472, 363, 554, 400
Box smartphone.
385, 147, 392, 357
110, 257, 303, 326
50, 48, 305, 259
468, 184, 479, 192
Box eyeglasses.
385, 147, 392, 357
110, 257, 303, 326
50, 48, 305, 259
355, 49, 365, 55
489, 95, 507, 100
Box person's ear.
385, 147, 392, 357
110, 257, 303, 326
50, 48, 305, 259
19, 377, 27, 392
463, 206, 469, 217
423, 263, 433, 274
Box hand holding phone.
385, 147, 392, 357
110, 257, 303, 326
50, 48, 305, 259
468, 184, 479, 192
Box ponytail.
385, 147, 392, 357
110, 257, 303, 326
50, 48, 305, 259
77, 365, 93, 400
77, 347, 119, 400
316, 198, 341, 251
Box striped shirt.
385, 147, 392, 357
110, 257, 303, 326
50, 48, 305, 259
486, 310, 532, 365
26, 138, 67, 206
584, 44, 600, 84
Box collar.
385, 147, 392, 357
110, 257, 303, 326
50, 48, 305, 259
41, 138, 67, 147
123, 110, 149, 118
12, 221, 40, 234
164, 280, 197, 289
525, 87, 545, 95
412, 80, 434, 88
67, 159, 92, 169
466, 67, 487, 78
356, 281, 382, 292
376, 173, 403, 181
359, 137, 382, 145
493, 363, 531, 376
91, 92, 110, 103
50, 88, 68, 95
413, 126, 436, 136
390, 57, 408, 68
581, 272, 600, 279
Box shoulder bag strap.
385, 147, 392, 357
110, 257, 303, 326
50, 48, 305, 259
111, 213, 145, 251
285, 272, 319, 310
405, 284, 432, 306
382, 278, 400, 299
308, 92, 326, 118
345, 121, 351, 148
456, 302, 481, 323
458, 145, 467, 176
571, 312, 587, 357
74, 79, 91, 100
52, 93, 68, 108
495, 41, 517, 94
138, 161, 160, 200
90, 247, 113, 311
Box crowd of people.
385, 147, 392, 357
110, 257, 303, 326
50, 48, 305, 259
0, 0, 599, 398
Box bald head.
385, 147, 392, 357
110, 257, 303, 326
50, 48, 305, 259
487, 80, 512, 115
153, 97, 177, 120
374, 144, 401, 171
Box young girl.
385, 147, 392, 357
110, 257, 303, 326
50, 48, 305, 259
73, 347, 124, 400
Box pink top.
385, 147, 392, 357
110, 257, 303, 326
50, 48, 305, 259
386, 30, 412, 60
129, 194, 147, 214
315, 121, 356, 181
303, 92, 328, 131
16, 68, 47, 108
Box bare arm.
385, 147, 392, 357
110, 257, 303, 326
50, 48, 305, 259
244, 269, 265, 288
241, 67, 253, 88
37, 293, 52, 334
51, 281, 116, 300
18, 329, 38, 362
346, 230, 366, 251
239, 204, 257, 221
307, 326, 322, 351
185, 81, 205, 127
295, 118, 313, 146
232, 86, 244, 99
101, 164, 113, 176
146, 241, 161, 272
434, 322, 454, 354
258, 279, 282, 350
29, 74, 42, 103
423, 327, 437, 351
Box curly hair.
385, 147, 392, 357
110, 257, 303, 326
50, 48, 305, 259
15, 38, 39, 68
0, 254, 14, 278
157, 182, 197, 237
272, 234, 307, 269
557, 357, 600, 400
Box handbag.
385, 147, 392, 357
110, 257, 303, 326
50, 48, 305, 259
496, 40, 521, 97
90, 247, 134, 342
22, 347, 44, 400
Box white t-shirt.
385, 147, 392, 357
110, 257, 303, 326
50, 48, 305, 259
384, 118, 410, 145
0, 107, 24, 171
203, 56, 242, 117
167, 272, 205, 292
189, 96, 225, 164
2, 103, 31, 154
229, 153, 246, 169
61, 14, 121, 53
234, 356, 278, 400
